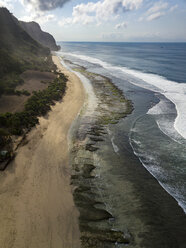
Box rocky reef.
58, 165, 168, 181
68, 65, 133, 247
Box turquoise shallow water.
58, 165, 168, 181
58, 42, 186, 213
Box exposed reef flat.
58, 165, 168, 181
68, 63, 133, 247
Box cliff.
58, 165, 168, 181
0, 7, 49, 56
20, 21, 60, 51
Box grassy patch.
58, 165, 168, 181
0, 48, 56, 97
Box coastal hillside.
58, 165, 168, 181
0, 7, 67, 169
0, 7, 55, 85
20, 21, 60, 51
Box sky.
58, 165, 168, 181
1, 0, 186, 42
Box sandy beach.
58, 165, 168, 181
0, 55, 85, 248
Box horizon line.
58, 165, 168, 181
57, 41, 186, 43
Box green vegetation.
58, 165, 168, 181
0, 73, 67, 136
0, 128, 12, 163
0, 51, 24, 96
0, 72, 31, 96
15, 90, 30, 96
0, 8, 56, 97
0, 46, 55, 96
0, 73, 67, 163
0, 7, 62, 165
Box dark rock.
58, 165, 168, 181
79, 206, 112, 221
85, 144, 99, 152
83, 164, 95, 178
90, 137, 104, 142
74, 185, 91, 193
87, 125, 106, 137
71, 175, 79, 180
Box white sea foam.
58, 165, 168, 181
111, 137, 119, 154
60, 52, 186, 140
107, 128, 119, 154
147, 98, 183, 143
57, 54, 98, 115
147, 98, 170, 115
74, 71, 98, 115
131, 139, 142, 146
130, 138, 186, 213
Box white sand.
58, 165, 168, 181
0, 56, 85, 248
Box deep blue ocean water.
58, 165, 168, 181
58, 42, 186, 212
58, 42, 186, 83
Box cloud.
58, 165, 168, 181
115, 21, 127, 29
19, 0, 58, 24
138, 16, 144, 21
101, 32, 124, 40
0, 0, 13, 9
58, 15, 94, 26
146, 1, 168, 21
147, 11, 165, 21
59, 0, 143, 26
170, 4, 178, 12
127, 31, 162, 41
20, 0, 71, 11
142, 1, 178, 22
58, 17, 73, 26
20, 12, 56, 24
147, 1, 168, 14
101, 30, 162, 41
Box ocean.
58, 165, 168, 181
57, 42, 186, 246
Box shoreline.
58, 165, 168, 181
0, 55, 85, 248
